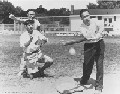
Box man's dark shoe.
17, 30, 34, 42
80, 80, 88, 85
22, 71, 29, 78
80, 77, 88, 85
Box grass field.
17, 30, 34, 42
0, 34, 120, 94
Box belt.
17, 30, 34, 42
25, 50, 39, 56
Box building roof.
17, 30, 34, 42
73, 9, 120, 15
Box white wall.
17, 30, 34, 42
70, 16, 82, 31
113, 16, 120, 31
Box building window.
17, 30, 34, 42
90, 16, 96, 18
104, 18, 107, 21
104, 18, 107, 27
114, 16, 116, 21
98, 16, 102, 20
109, 18, 112, 23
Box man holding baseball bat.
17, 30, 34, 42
63, 9, 105, 93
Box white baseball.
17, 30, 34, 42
69, 47, 76, 55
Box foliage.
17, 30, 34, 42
0, 1, 27, 24
87, 3, 98, 9
47, 8, 70, 16
60, 17, 70, 25
36, 8, 48, 16
0, 1, 70, 24
47, 8, 70, 25
87, 1, 120, 9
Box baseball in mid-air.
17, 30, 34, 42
69, 47, 76, 55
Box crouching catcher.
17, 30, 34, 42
18, 20, 53, 79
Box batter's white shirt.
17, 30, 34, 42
80, 19, 104, 43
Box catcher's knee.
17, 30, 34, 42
44, 55, 53, 62
47, 61, 53, 65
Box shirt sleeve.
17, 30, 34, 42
35, 19, 40, 28
20, 34, 25, 47
36, 20, 41, 26
80, 27, 91, 39
34, 19, 41, 30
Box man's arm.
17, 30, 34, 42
64, 38, 87, 46
35, 19, 41, 31
9, 14, 25, 23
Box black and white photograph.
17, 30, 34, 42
0, 0, 120, 94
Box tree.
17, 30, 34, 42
87, 0, 120, 9
36, 8, 47, 16
47, 8, 70, 16
97, 1, 115, 9
47, 8, 70, 25
0, 1, 27, 24
60, 17, 69, 25
1, 1, 16, 23
87, 3, 98, 9
0, 1, 26, 24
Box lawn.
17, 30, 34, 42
0, 34, 120, 94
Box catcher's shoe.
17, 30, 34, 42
22, 71, 29, 78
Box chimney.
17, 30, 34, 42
71, 5, 74, 15
39, 5, 42, 8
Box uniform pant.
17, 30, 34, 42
19, 53, 53, 75
81, 39, 105, 88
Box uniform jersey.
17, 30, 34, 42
20, 30, 47, 53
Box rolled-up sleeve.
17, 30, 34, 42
20, 35, 25, 47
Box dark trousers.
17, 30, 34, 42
82, 39, 105, 87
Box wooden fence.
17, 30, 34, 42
0, 23, 70, 34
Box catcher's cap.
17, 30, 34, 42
24, 20, 34, 26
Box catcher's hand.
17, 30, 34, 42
35, 39, 47, 47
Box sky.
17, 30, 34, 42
8, 0, 97, 11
